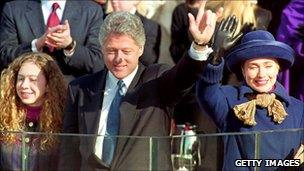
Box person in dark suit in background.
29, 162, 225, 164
170, 0, 202, 64
59, 1, 221, 170
110, 0, 161, 65
0, 0, 104, 82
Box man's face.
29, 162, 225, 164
102, 33, 143, 79
111, 0, 138, 12
242, 58, 280, 93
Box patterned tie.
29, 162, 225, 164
102, 80, 126, 166
46, 3, 60, 52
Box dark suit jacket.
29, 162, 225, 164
170, 3, 197, 64
59, 54, 206, 171
137, 12, 161, 65
0, 0, 104, 81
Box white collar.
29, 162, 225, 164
108, 65, 139, 89
41, 0, 66, 11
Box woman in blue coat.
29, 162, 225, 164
197, 28, 304, 170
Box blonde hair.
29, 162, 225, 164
206, 0, 257, 35
0, 52, 67, 151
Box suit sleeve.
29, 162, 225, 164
64, 4, 104, 74
159, 51, 207, 107
0, 3, 32, 70
196, 60, 231, 129
58, 84, 81, 171
62, 84, 79, 133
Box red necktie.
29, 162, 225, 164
46, 3, 60, 52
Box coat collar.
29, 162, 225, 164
82, 70, 107, 135
121, 63, 146, 92
238, 81, 291, 106
89, 63, 146, 93
112, 63, 147, 167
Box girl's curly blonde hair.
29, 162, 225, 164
0, 52, 67, 151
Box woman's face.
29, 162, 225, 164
242, 58, 280, 93
16, 61, 47, 107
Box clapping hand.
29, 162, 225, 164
211, 15, 243, 64
46, 20, 73, 49
188, 0, 223, 51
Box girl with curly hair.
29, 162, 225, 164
0, 52, 67, 171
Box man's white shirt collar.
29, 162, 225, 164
108, 65, 139, 90
41, 0, 66, 25
41, 0, 66, 11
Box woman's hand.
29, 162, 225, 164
211, 15, 243, 64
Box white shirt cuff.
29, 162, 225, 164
31, 39, 39, 52
63, 49, 75, 57
188, 42, 213, 61
63, 41, 76, 57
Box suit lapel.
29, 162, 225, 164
25, 0, 45, 38
120, 63, 146, 135
112, 64, 147, 166
62, 0, 80, 35
81, 70, 107, 164
83, 70, 107, 134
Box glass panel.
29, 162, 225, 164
58, 134, 153, 171
159, 128, 303, 171
171, 124, 200, 171
0, 129, 303, 171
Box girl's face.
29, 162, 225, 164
16, 61, 47, 107
242, 58, 280, 93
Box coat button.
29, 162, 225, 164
24, 137, 30, 143
28, 122, 34, 127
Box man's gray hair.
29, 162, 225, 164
99, 11, 146, 47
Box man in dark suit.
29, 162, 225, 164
60, 2, 220, 170
0, 0, 104, 82
110, 0, 161, 65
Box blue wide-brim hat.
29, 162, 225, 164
225, 30, 295, 74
